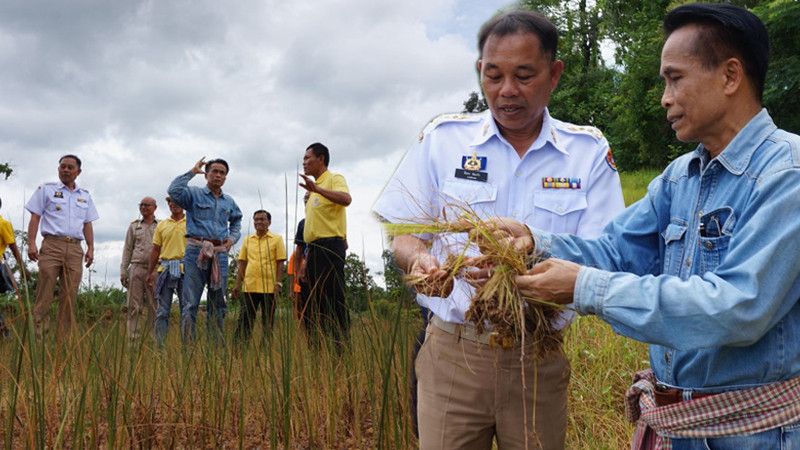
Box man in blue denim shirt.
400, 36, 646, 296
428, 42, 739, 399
169, 157, 242, 344
486, 3, 800, 448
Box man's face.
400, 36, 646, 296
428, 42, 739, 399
167, 200, 183, 216
58, 157, 82, 185
302, 149, 324, 177
479, 32, 563, 140
660, 25, 727, 145
139, 197, 157, 218
253, 212, 270, 234
205, 162, 228, 189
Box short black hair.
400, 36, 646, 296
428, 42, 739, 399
205, 158, 229, 174
478, 9, 559, 62
306, 142, 330, 167
253, 209, 271, 221
664, 3, 769, 101
59, 154, 82, 168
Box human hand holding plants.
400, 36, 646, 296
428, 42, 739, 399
515, 258, 580, 305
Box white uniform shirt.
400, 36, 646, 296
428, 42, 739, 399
373, 108, 625, 326
26, 182, 99, 240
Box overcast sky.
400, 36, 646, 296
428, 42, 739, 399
0, 0, 514, 288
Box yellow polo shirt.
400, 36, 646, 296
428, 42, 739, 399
239, 231, 286, 294
152, 217, 187, 272
0, 215, 15, 255
303, 170, 349, 242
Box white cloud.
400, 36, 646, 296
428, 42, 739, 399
0, 0, 512, 289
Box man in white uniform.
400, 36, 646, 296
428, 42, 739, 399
373, 9, 624, 449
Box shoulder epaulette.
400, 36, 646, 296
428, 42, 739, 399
419, 113, 482, 143
561, 124, 604, 140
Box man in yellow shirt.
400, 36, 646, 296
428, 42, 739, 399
0, 196, 27, 335
146, 197, 187, 345
232, 210, 286, 341
298, 142, 351, 349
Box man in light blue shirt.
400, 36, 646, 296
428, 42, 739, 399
492, 4, 800, 448
373, 10, 624, 448
168, 157, 242, 344
26, 154, 99, 337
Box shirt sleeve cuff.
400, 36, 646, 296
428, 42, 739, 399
574, 266, 611, 317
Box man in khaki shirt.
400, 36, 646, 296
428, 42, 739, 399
121, 197, 158, 339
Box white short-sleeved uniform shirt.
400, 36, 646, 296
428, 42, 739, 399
373, 108, 625, 326
25, 182, 99, 240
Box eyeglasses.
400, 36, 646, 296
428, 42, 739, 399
139, 203, 155, 207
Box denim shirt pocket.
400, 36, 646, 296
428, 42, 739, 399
441, 179, 497, 219
662, 222, 687, 275
532, 191, 587, 233
194, 202, 214, 221
698, 207, 735, 274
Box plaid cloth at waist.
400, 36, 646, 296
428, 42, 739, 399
625, 368, 800, 450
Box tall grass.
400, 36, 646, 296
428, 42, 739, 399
0, 170, 657, 448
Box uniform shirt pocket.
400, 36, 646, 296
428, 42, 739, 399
532, 190, 587, 233
441, 180, 497, 219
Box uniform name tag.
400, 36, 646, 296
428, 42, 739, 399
454, 169, 488, 182
456, 152, 488, 182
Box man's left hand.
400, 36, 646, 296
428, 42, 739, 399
223, 238, 234, 252
85, 248, 94, 267
514, 258, 580, 305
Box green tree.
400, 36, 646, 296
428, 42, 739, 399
380, 249, 414, 304
344, 253, 378, 313
0, 163, 11, 180
754, 0, 800, 133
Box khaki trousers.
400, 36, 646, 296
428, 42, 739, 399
125, 263, 155, 338
34, 236, 84, 336
416, 322, 570, 450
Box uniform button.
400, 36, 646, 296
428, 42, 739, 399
512, 210, 519, 217
465, 195, 471, 201
557, 206, 564, 213
665, 352, 670, 363
705, 241, 713, 250
685, 258, 692, 267
515, 170, 521, 177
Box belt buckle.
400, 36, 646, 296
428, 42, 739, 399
65, 237, 74, 243
489, 332, 514, 349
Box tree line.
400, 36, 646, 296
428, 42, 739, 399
465, 0, 799, 171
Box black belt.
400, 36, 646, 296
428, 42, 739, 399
310, 237, 344, 244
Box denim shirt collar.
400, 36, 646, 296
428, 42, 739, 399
201, 184, 228, 199
689, 109, 777, 176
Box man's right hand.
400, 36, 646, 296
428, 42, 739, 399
231, 283, 240, 299
120, 273, 128, 288
191, 157, 207, 175
476, 218, 536, 255
28, 246, 39, 262
146, 272, 155, 288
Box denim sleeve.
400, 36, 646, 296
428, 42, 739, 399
167, 171, 195, 210
227, 200, 242, 244
573, 167, 800, 350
